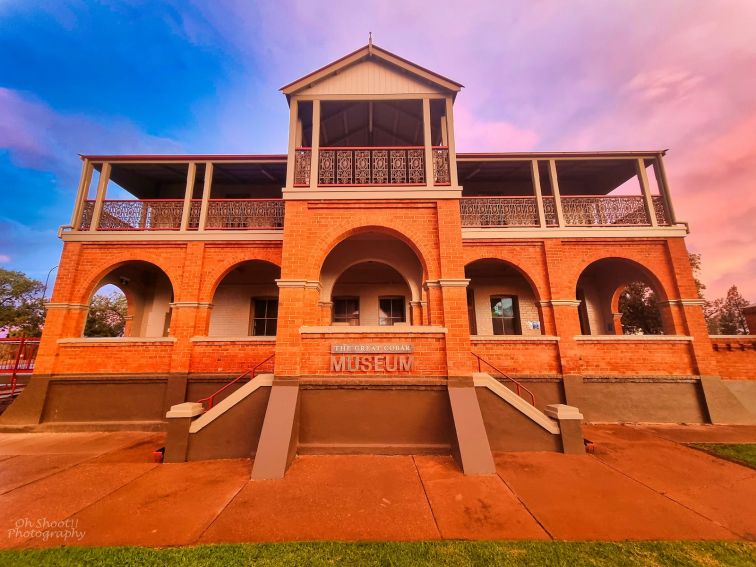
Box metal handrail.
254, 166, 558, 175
0, 337, 40, 398
196, 353, 274, 410
471, 352, 536, 406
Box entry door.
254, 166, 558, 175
466, 288, 477, 335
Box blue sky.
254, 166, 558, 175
1, 1, 755, 299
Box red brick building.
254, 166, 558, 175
3, 43, 754, 476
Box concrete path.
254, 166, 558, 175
0, 424, 753, 548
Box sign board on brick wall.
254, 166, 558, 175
330, 344, 414, 372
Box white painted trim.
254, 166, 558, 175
283, 187, 462, 200
471, 335, 560, 342
544, 404, 583, 421
58, 337, 177, 344
574, 335, 693, 342
473, 372, 560, 434
189, 374, 274, 433
276, 279, 321, 290
60, 230, 284, 242
425, 278, 470, 288
166, 402, 204, 419
191, 336, 277, 343
658, 299, 706, 307
461, 225, 689, 239
45, 303, 90, 310
170, 302, 213, 309
540, 300, 582, 307
709, 335, 756, 340
300, 325, 447, 334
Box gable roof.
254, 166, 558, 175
280, 42, 463, 99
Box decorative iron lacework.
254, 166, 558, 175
433, 148, 450, 184
79, 201, 95, 229
561, 196, 651, 226
293, 149, 311, 185
96, 200, 184, 230
543, 197, 558, 226
652, 196, 669, 225
205, 200, 284, 229
318, 148, 425, 185
460, 198, 540, 227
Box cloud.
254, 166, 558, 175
0, 255, 10, 263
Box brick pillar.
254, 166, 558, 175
612, 312, 623, 335
274, 282, 320, 378
665, 238, 719, 376
410, 301, 423, 325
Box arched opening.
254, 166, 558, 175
209, 261, 281, 336
320, 232, 424, 326
464, 259, 543, 336
84, 261, 174, 337
576, 258, 672, 335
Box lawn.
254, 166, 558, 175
690, 443, 756, 469
0, 541, 754, 567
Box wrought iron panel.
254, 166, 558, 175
294, 149, 311, 186
652, 196, 670, 225
407, 149, 425, 184
336, 150, 353, 184
205, 199, 284, 229
97, 200, 184, 230
354, 150, 371, 184
372, 150, 389, 184
460, 198, 540, 227
433, 148, 450, 185
318, 150, 336, 185
542, 197, 558, 226
79, 201, 94, 230
390, 150, 407, 184
561, 196, 650, 226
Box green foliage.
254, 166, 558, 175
688, 252, 706, 299
0, 541, 754, 567
690, 443, 756, 469
83, 291, 128, 337
619, 282, 663, 335
0, 268, 45, 337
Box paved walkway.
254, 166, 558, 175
0, 424, 754, 547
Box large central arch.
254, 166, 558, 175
319, 231, 425, 326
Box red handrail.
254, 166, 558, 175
196, 354, 274, 410
0, 337, 40, 399
472, 352, 536, 406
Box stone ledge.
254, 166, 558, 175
300, 325, 447, 334
57, 337, 177, 345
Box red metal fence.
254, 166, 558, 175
0, 337, 40, 398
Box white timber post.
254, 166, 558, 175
636, 158, 658, 227
198, 161, 213, 231
531, 160, 546, 228
285, 99, 299, 189
548, 159, 565, 228
309, 100, 321, 188
89, 162, 111, 231
71, 158, 93, 230
422, 97, 433, 187
653, 153, 676, 225
180, 162, 197, 231
444, 97, 459, 187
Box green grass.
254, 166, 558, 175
0, 541, 754, 567
689, 443, 756, 469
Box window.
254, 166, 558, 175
333, 297, 360, 325
379, 296, 406, 326
250, 298, 278, 336
490, 296, 520, 335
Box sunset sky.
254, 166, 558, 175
1, 1, 754, 301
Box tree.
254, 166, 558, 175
84, 291, 128, 337
689, 253, 706, 299
715, 285, 749, 335
618, 282, 663, 335
0, 268, 46, 337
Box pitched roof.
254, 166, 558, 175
280, 42, 463, 98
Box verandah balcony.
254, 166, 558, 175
457, 153, 679, 230
460, 195, 670, 227
78, 198, 284, 231
69, 157, 287, 234
293, 146, 451, 186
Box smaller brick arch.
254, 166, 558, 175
204, 258, 282, 305
464, 257, 544, 302
576, 257, 673, 335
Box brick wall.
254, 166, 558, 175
711, 336, 756, 380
